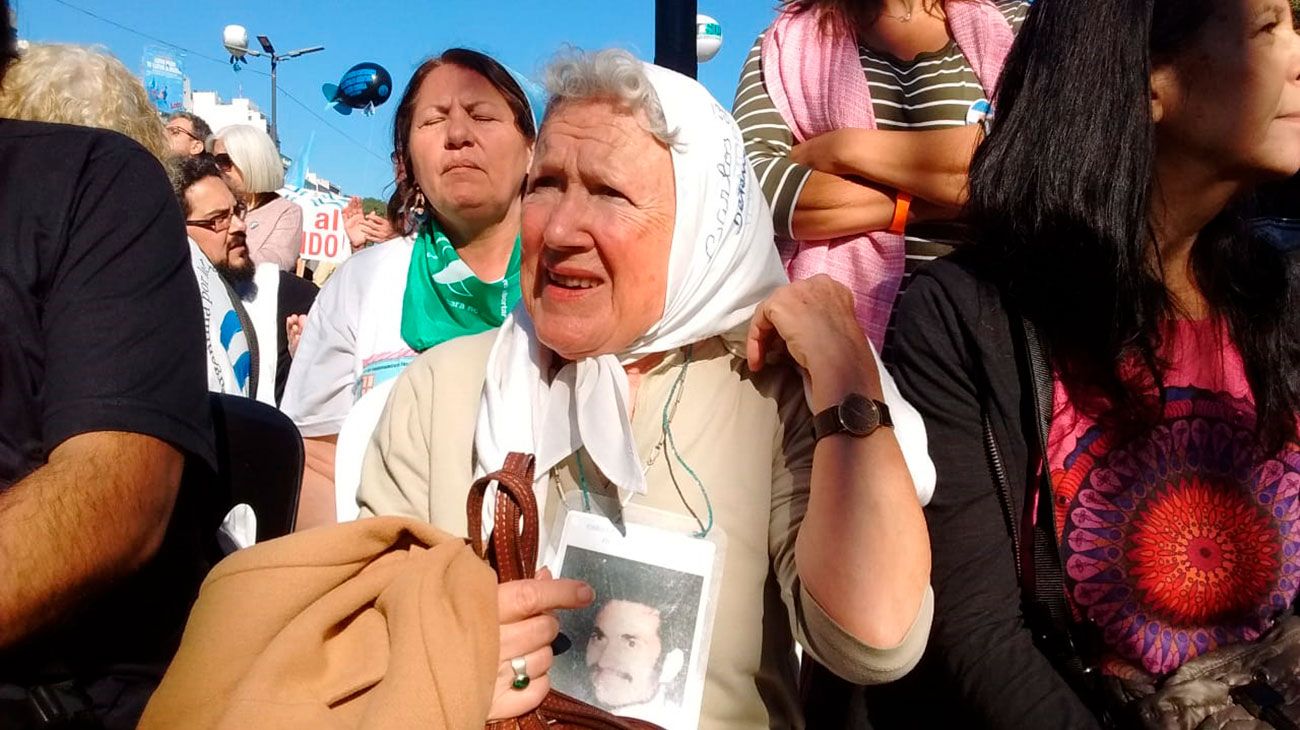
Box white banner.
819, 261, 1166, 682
281, 186, 352, 264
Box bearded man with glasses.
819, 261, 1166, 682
170, 154, 317, 405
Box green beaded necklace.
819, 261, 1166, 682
571, 345, 714, 537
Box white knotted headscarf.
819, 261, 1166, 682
473, 60, 935, 536
474, 61, 787, 512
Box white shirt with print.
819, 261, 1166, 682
281, 235, 417, 437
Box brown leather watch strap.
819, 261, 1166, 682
812, 394, 892, 441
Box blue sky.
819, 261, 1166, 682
14, 0, 778, 199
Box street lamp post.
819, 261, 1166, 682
655, 0, 698, 78
223, 27, 324, 148
256, 36, 324, 148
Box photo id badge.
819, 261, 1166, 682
546, 504, 725, 730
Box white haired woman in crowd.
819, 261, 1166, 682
210, 124, 303, 271
358, 49, 934, 728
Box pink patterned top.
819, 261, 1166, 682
1047, 318, 1300, 679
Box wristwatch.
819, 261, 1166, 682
812, 393, 893, 442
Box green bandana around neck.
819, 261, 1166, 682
399, 219, 522, 352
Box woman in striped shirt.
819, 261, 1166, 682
734, 0, 1029, 353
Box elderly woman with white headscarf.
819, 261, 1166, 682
358, 49, 933, 728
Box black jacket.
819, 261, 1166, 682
865, 251, 1102, 729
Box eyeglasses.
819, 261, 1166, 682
213, 153, 235, 172
186, 201, 247, 232
165, 124, 203, 143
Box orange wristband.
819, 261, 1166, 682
888, 192, 913, 236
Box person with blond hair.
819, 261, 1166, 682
0, 42, 170, 163
211, 124, 304, 271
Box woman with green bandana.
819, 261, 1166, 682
282, 48, 543, 529
400, 216, 522, 351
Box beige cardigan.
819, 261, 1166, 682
358, 331, 933, 729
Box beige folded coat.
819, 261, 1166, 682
139, 516, 500, 730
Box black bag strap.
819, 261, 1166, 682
0, 680, 101, 729
981, 313, 1109, 711
1022, 319, 1130, 726
1017, 317, 1086, 665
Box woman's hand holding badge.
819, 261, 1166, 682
488, 568, 594, 720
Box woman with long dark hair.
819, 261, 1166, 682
282, 48, 542, 529
887, 0, 1300, 725
734, 0, 1028, 351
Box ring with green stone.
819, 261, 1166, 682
510, 656, 530, 691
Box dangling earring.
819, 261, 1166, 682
411, 190, 427, 219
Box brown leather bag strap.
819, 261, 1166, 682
470, 454, 667, 730
537, 692, 665, 729
466, 452, 539, 583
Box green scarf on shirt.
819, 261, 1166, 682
400, 219, 521, 352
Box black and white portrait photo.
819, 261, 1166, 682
548, 511, 718, 729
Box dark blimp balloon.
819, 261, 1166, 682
322, 62, 393, 117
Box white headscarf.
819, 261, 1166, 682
474, 62, 787, 505
473, 62, 935, 532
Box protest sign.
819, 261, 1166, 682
281, 186, 353, 264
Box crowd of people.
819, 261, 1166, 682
1, 0, 1298, 728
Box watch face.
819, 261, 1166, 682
839, 393, 880, 436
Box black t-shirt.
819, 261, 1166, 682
0, 120, 215, 484
0, 120, 216, 677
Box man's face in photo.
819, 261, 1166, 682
585, 599, 664, 708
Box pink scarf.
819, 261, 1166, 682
760, 1, 1014, 348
